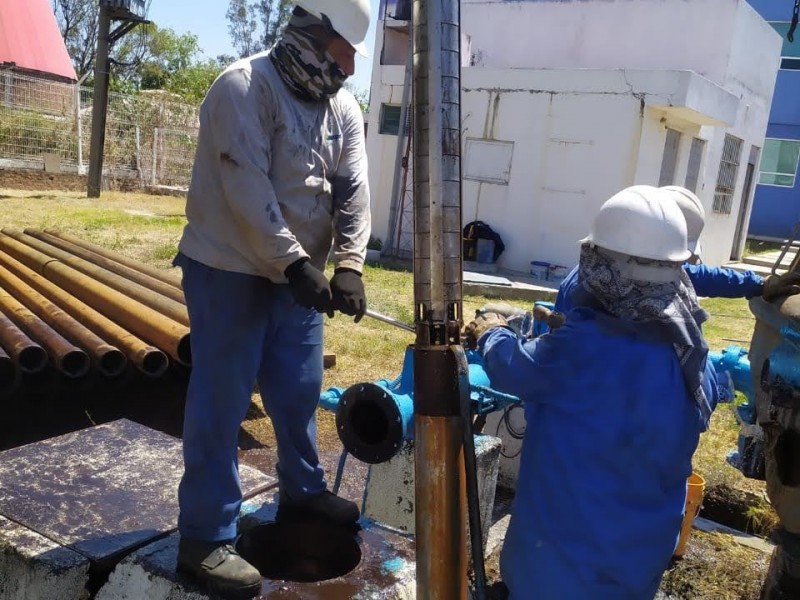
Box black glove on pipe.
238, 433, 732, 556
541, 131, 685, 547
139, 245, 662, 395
284, 258, 334, 317
330, 268, 367, 322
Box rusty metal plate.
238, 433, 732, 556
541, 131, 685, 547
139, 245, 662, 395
0, 419, 276, 565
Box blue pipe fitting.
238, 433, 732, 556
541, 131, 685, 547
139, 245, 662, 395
709, 344, 753, 415
320, 345, 520, 464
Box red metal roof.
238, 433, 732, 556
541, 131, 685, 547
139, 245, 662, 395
0, 0, 77, 81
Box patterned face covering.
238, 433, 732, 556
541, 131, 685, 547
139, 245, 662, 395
270, 24, 348, 102
571, 243, 713, 424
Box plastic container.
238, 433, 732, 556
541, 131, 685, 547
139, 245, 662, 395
530, 261, 550, 281
674, 472, 705, 557
476, 238, 495, 264
547, 265, 569, 283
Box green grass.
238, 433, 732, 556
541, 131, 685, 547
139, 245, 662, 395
744, 239, 783, 256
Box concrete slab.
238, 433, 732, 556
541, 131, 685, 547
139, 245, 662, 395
0, 419, 276, 573
362, 435, 502, 552
97, 492, 417, 600
693, 517, 774, 554
0, 515, 90, 600
483, 406, 525, 489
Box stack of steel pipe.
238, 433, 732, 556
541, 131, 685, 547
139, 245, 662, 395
0, 229, 190, 395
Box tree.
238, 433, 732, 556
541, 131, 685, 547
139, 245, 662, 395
257, 0, 292, 51
114, 25, 224, 103
52, 0, 152, 78
344, 83, 370, 113
226, 0, 291, 58
52, 0, 99, 76
226, 0, 259, 59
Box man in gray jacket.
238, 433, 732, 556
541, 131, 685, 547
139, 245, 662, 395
172, 0, 371, 596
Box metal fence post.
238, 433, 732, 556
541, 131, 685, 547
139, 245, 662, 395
151, 127, 159, 186
76, 85, 84, 175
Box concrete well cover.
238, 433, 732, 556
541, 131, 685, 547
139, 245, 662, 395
0, 419, 276, 566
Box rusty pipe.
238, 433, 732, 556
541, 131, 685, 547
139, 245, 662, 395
0, 235, 190, 366
42, 229, 182, 289
2, 230, 189, 327
0, 251, 168, 377
25, 229, 185, 305
0, 263, 127, 377
0, 284, 89, 378
415, 415, 468, 599
0, 344, 19, 397
0, 309, 47, 374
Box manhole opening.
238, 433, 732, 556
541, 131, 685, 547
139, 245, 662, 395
237, 520, 361, 583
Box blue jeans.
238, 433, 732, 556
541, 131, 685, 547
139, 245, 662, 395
174, 254, 326, 541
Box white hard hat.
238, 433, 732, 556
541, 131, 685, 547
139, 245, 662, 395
661, 186, 705, 255
294, 0, 371, 56
582, 185, 691, 262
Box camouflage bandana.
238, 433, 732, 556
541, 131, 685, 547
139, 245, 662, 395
271, 25, 347, 102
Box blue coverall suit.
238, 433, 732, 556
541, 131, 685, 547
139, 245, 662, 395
479, 312, 709, 599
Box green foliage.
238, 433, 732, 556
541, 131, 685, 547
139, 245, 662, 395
113, 25, 224, 104
344, 83, 370, 113
0, 108, 72, 158
226, 0, 293, 58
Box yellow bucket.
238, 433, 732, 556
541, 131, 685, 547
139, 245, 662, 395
674, 472, 705, 557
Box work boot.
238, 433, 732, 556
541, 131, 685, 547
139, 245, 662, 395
176, 537, 261, 600
278, 490, 360, 525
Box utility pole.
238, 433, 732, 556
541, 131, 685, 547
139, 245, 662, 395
412, 0, 467, 595
87, 1, 149, 198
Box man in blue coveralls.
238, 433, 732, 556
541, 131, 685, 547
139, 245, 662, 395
465, 186, 716, 599
170, 0, 371, 597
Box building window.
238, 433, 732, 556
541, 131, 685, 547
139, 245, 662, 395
780, 57, 800, 70
658, 128, 682, 186
759, 138, 800, 187
713, 134, 743, 215
379, 104, 402, 135
684, 137, 706, 193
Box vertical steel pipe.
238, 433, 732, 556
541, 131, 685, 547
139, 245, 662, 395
412, 0, 465, 590
0, 285, 89, 378
0, 235, 190, 366
0, 264, 127, 378
0, 251, 168, 377
2, 230, 189, 326
24, 229, 185, 304
43, 229, 183, 289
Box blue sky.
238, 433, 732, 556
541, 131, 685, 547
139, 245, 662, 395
146, 0, 379, 93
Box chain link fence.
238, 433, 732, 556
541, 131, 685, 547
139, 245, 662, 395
0, 68, 199, 189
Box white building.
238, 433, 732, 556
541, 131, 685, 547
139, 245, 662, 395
365, 0, 782, 273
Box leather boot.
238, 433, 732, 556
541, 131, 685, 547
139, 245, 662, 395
177, 537, 261, 600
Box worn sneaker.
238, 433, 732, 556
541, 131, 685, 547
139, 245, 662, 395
278, 490, 360, 525
176, 537, 261, 600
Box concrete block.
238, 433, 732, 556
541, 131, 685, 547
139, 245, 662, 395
0, 516, 90, 600
362, 434, 502, 551
483, 405, 526, 489
97, 492, 417, 600
42, 153, 62, 173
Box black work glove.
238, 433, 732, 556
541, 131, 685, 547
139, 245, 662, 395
330, 268, 367, 322
284, 258, 334, 317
